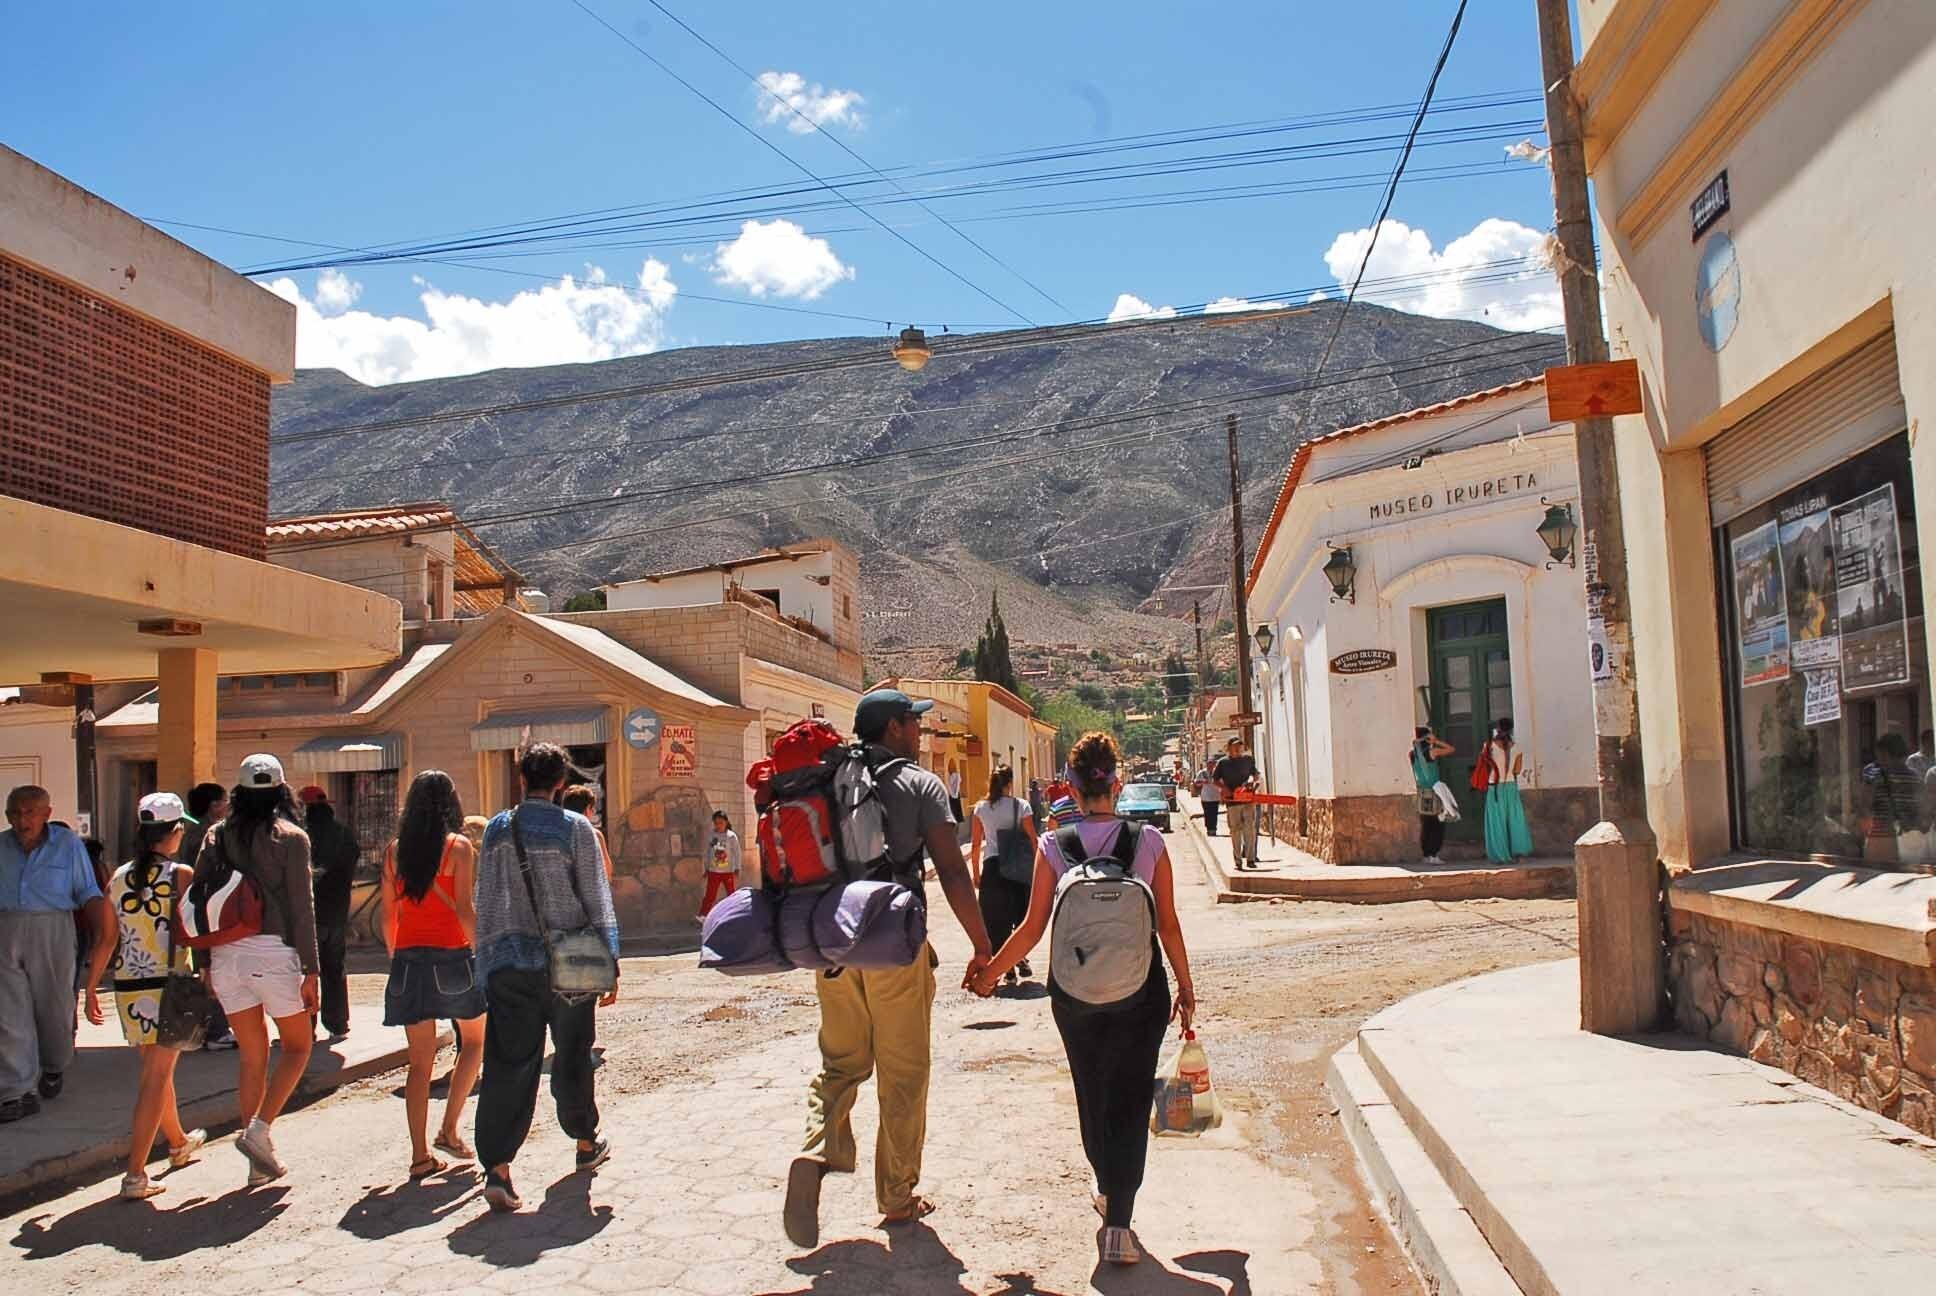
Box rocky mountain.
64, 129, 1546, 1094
268, 302, 1556, 665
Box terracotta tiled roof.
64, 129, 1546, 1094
1244, 376, 1547, 595
265, 502, 457, 541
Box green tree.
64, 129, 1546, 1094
972, 591, 1018, 693
1074, 682, 1108, 707
1163, 651, 1194, 703
953, 647, 974, 671
1040, 693, 1114, 765
561, 589, 607, 612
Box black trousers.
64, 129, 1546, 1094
476, 968, 600, 1169
1203, 801, 1219, 835
1420, 814, 1446, 858
316, 920, 350, 1034
1050, 965, 1171, 1229
977, 870, 1029, 957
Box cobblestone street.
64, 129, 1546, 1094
4, 825, 1578, 1294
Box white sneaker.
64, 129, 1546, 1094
169, 1129, 207, 1169
236, 1119, 286, 1182
119, 1173, 165, 1201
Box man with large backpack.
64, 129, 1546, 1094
784, 689, 994, 1247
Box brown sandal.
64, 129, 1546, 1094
409, 1155, 448, 1180
882, 1195, 937, 1226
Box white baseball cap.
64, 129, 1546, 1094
137, 791, 187, 825
239, 753, 286, 789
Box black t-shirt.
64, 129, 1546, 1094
1213, 755, 1257, 795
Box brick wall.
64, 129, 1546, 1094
1668, 906, 1936, 1137
0, 251, 269, 558
553, 603, 862, 700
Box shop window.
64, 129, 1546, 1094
1719, 434, 1931, 864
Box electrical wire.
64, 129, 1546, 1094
643, 0, 1070, 318
1312, 0, 1472, 380
564, 0, 1036, 325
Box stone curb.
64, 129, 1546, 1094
1327, 1041, 1524, 1296
0, 1027, 445, 1209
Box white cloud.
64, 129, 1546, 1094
755, 70, 864, 133
1107, 293, 1177, 322
1319, 217, 1560, 331
313, 268, 361, 315
260, 262, 677, 385
1203, 296, 1289, 314
1306, 289, 1331, 303
711, 219, 854, 299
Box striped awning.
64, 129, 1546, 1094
290, 733, 401, 774
470, 706, 610, 751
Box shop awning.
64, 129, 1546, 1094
290, 733, 401, 773
470, 706, 610, 751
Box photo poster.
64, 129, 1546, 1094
1831, 483, 1912, 691
1731, 519, 1790, 685
1777, 498, 1840, 669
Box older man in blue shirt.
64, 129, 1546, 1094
1, 784, 114, 1123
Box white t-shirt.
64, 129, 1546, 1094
973, 796, 1031, 838
947, 770, 963, 797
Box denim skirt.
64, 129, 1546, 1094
384, 947, 487, 1025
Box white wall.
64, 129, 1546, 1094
606, 550, 836, 634
1251, 426, 1594, 802
0, 703, 80, 821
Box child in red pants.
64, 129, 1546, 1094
700, 811, 741, 917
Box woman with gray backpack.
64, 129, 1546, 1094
968, 765, 1038, 985
970, 731, 1198, 1267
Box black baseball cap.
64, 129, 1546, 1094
854, 688, 934, 740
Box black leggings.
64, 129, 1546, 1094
1203, 801, 1219, 835
1420, 814, 1445, 858
978, 870, 1029, 955
1050, 965, 1171, 1228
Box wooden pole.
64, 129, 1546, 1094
1535, 0, 1664, 1034
1226, 413, 1255, 747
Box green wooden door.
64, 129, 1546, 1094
1427, 599, 1512, 838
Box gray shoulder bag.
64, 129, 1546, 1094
510, 809, 618, 1003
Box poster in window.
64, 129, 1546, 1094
1730, 519, 1789, 685
1778, 502, 1839, 667
1802, 667, 1842, 727
1832, 484, 1911, 690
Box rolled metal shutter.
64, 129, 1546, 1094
1705, 331, 1907, 525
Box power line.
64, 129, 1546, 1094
643, 0, 1071, 318
1312, 0, 1472, 380
564, 0, 1036, 325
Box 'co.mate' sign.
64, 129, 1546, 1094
1330, 649, 1398, 675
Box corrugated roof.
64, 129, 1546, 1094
1245, 376, 1547, 595
604, 540, 834, 588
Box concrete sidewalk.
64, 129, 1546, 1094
1179, 794, 1574, 904
1331, 959, 1936, 1293
1, 1002, 430, 1205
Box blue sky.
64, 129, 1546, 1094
3, 1, 1562, 383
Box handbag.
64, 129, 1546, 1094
511, 809, 619, 1003
156, 878, 216, 1049
993, 798, 1036, 885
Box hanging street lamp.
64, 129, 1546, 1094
1538, 500, 1578, 568
1322, 545, 1356, 603
891, 326, 932, 372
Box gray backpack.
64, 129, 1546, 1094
1049, 822, 1155, 1006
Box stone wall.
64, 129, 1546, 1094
1667, 907, 1936, 1137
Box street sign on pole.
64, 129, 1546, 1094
1544, 359, 1643, 421
1230, 711, 1262, 728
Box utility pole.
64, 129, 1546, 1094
1192, 599, 1207, 773
1226, 413, 1255, 748
1535, 0, 1663, 1035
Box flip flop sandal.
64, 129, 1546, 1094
882, 1195, 937, 1226
434, 1133, 475, 1162
410, 1156, 448, 1180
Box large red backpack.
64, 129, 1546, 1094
747, 719, 908, 888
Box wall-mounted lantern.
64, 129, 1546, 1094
1323, 545, 1356, 603
1253, 623, 1275, 656
1538, 500, 1578, 569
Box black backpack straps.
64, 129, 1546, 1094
1054, 824, 1088, 866
1111, 821, 1143, 869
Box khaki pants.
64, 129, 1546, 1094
803, 946, 938, 1212
1227, 801, 1260, 863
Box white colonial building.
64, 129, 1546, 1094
1244, 377, 1598, 864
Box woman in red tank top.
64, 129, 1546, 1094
380, 770, 486, 1180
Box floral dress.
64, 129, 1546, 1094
108, 860, 186, 1047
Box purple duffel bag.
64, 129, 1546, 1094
699, 880, 928, 975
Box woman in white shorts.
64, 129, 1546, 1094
199, 754, 320, 1188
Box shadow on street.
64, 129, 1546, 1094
11, 1182, 292, 1261
445, 1170, 610, 1266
